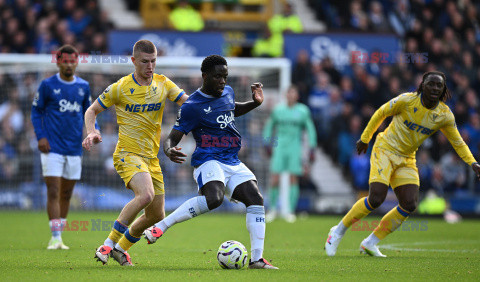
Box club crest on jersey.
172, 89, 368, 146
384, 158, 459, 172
152, 86, 157, 93
431, 114, 438, 122
217, 112, 235, 129
414, 107, 418, 113
104, 84, 112, 93
54, 89, 61, 95
78, 88, 85, 96
204, 106, 212, 114
130, 88, 135, 94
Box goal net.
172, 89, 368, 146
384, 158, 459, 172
0, 54, 290, 211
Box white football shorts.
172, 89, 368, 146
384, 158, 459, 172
193, 160, 256, 198
40, 152, 82, 180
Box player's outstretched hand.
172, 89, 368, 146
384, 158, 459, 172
166, 147, 187, 164
38, 138, 50, 153
356, 139, 368, 155
82, 131, 102, 151
472, 162, 480, 180
251, 82, 264, 105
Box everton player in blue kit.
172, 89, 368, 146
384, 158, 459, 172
143, 55, 278, 269
31, 45, 96, 250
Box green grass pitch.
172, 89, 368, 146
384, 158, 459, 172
1, 211, 479, 281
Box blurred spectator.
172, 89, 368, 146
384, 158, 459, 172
169, 0, 204, 32
338, 115, 362, 171
268, 2, 303, 34
292, 49, 314, 105
388, 0, 415, 36
0, 0, 111, 53
251, 27, 284, 58
0, 90, 24, 133
440, 152, 467, 194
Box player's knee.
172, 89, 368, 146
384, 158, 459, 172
367, 195, 384, 209
400, 201, 417, 213
138, 191, 155, 207
206, 190, 224, 210
47, 188, 59, 200
246, 190, 263, 206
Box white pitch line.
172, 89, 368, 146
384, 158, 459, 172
380, 240, 480, 253
344, 240, 480, 254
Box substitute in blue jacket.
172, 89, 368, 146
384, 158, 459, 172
31, 45, 96, 250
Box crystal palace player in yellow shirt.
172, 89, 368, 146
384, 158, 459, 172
325, 71, 480, 257
82, 40, 188, 266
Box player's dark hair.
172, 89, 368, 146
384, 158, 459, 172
56, 45, 78, 62
201, 55, 227, 73
416, 71, 451, 102
133, 40, 156, 57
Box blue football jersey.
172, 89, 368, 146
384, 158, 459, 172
31, 73, 92, 156
173, 86, 241, 167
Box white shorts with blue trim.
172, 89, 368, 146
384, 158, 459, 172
40, 152, 82, 180
193, 160, 256, 198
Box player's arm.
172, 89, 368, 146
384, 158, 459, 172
31, 81, 50, 153
82, 100, 105, 151
440, 115, 480, 180
83, 85, 100, 131
304, 108, 317, 162
262, 109, 276, 157
234, 83, 263, 117
163, 129, 187, 164
176, 93, 189, 106
357, 95, 405, 154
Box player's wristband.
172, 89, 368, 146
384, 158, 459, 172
472, 162, 479, 166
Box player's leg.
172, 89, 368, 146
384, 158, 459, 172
149, 181, 222, 238
230, 179, 278, 269
45, 176, 62, 248
119, 171, 166, 249
267, 149, 285, 222
105, 172, 155, 266
41, 152, 66, 249
266, 173, 279, 222
286, 149, 303, 222
145, 161, 226, 242
360, 184, 418, 256
326, 146, 392, 256
360, 157, 419, 257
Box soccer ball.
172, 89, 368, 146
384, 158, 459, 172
216, 240, 248, 269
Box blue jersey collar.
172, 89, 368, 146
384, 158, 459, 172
56, 73, 77, 85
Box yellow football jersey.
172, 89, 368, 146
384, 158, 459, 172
98, 73, 184, 158
361, 92, 476, 165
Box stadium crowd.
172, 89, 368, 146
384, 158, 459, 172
0, 0, 479, 199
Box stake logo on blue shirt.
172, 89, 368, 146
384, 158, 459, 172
31, 73, 93, 156
173, 86, 241, 167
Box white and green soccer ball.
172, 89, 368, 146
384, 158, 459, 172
217, 240, 248, 269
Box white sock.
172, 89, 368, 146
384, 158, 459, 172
104, 238, 115, 248
49, 219, 62, 240
60, 218, 67, 235
246, 205, 265, 262
364, 233, 380, 245
115, 243, 125, 253
155, 196, 210, 233
335, 220, 347, 236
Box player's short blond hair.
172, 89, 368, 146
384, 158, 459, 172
133, 40, 156, 57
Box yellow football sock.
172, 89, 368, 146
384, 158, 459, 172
373, 205, 410, 240
118, 229, 141, 252
108, 220, 128, 244
341, 197, 375, 228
